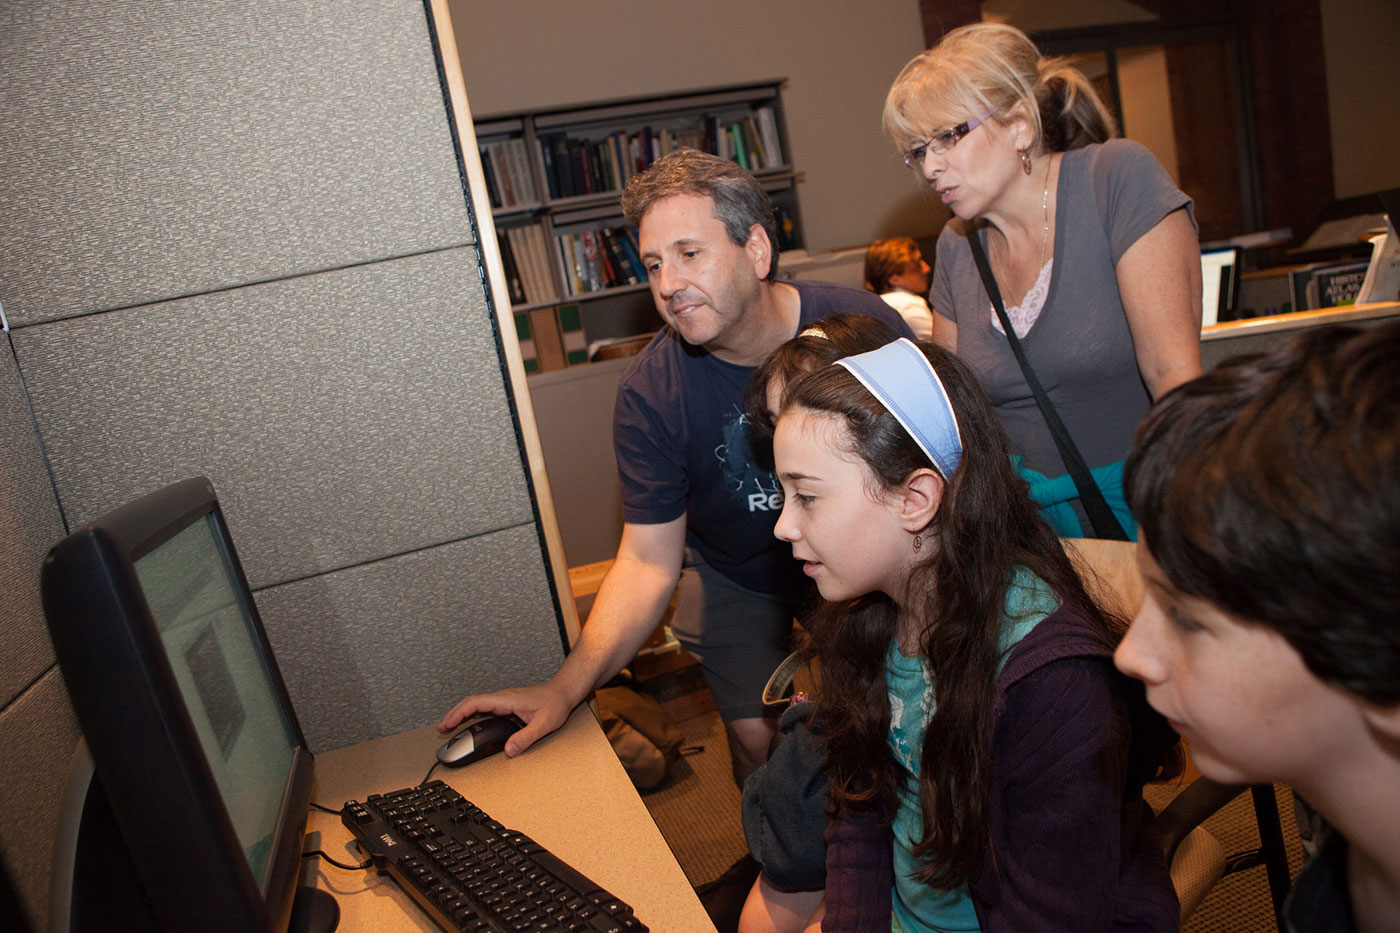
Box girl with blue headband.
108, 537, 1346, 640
742, 338, 1179, 932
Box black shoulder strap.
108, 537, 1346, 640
967, 228, 1129, 540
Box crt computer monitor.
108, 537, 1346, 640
42, 477, 335, 932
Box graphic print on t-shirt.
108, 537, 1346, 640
716, 405, 783, 513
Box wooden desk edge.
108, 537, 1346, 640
1202, 300, 1400, 341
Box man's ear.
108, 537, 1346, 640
899, 468, 945, 534
745, 223, 773, 279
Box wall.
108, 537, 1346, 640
1322, 0, 1400, 198
447, 0, 934, 248
0, 2, 567, 926
448, 0, 1396, 259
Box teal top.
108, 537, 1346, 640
885, 568, 1059, 932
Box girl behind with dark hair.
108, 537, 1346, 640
748, 338, 1178, 932
744, 313, 901, 451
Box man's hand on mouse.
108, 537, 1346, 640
438, 682, 575, 757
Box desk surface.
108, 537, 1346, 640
307, 706, 716, 932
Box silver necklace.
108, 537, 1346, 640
992, 161, 1052, 303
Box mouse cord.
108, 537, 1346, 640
420, 761, 442, 787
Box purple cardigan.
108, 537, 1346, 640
823, 603, 1178, 932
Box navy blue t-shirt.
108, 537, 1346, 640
612, 280, 913, 594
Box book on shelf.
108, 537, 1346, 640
556, 226, 649, 295
479, 147, 503, 209
513, 309, 540, 373
1307, 259, 1371, 310
617, 227, 648, 284
579, 231, 603, 292
530, 105, 786, 203
503, 227, 533, 299
504, 137, 537, 204
559, 233, 586, 295
600, 229, 639, 286
527, 224, 559, 302
1354, 216, 1400, 305
556, 303, 590, 367
512, 304, 590, 374
527, 307, 568, 372
480, 139, 540, 210
503, 223, 559, 305
755, 107, 784, 166
555, 234, 578, 296
492, 143, 517, 206
496, 230, 527, 305
727, 124, 748, 171
538, 132, 564, 200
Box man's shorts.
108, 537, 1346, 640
669, 551, 793, 722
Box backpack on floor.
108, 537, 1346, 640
594, 672, 685, 790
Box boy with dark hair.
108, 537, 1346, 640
1115, 321, 1400, 932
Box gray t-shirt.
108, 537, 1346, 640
932, 139, 1193, 478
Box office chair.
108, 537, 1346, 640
1155, 778, 1294, 927
1062, 538, 1295, 928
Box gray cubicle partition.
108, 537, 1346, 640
0, 2, 569, 926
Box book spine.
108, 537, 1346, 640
554, 234, 576, 298
491, 143, 516, 206
617, 228, 648, 283
741, 116, 764, 169
526, 224, 559, 301
756, 107, 784, 166
600, 228, 635, 286
580, 231, 603, 292
505, 227, 534, 302
479, 144, 503, 209
497, 230, 527, 305
505, 137, 537, 204
564, 234, 588, 295
729, 124, 748, 170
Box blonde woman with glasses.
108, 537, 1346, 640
885, 23, 1202, 540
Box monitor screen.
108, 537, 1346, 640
42, 478, 329, 932
1201, 248, 1240, 326
134, 512, 298, 891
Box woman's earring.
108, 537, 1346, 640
913, 534, 923, 551
1019, 148, 1033, 175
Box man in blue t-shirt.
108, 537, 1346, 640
441, 148, 910, 782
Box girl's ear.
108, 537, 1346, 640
899, 468, 945, 534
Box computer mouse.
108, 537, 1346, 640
435, 713, 526, 767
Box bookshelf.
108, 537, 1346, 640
473, 81, 803, 371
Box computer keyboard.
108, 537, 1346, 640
341, 780, 648, 933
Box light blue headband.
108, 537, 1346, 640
834, 338, 963, 478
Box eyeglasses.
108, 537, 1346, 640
901, 109, 995, 169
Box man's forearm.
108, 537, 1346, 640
549, 557, 680, 706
